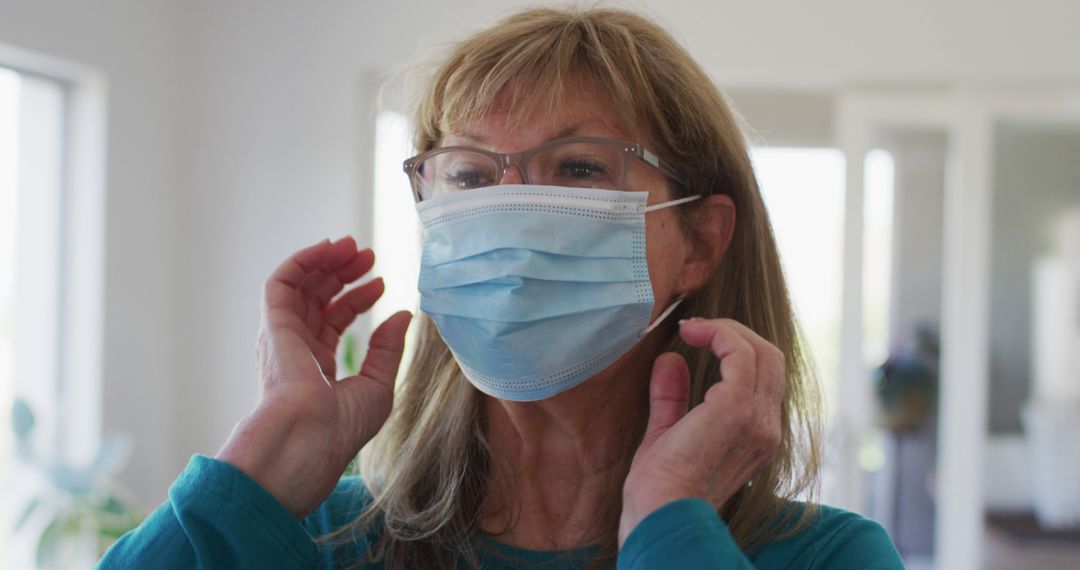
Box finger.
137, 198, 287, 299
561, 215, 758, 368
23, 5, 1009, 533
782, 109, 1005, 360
642, 352, 691, 447
264, 236, 357, 320
338, 248, 377, 284
320, 277, 386, 345
305, 248, 376, 309
679, 318, 757, 400
721, 320, 787, 404
264, 238, 335, 309
298, 238, 364, 305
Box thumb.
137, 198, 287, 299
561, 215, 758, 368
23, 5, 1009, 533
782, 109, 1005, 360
642, 352, 691, 448
358, 310, 413, 388
338, 310, 412, 439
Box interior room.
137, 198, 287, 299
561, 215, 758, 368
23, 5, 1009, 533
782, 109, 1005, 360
2, 1, 1080, 568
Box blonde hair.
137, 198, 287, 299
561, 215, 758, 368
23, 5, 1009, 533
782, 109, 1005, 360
330, 6, 822, 568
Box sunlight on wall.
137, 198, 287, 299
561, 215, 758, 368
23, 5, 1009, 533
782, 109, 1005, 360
371, 111, 421, 372
751, 147, 846, 417
862, 149, 896, 368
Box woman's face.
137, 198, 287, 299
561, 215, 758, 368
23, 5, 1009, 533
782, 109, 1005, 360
440, 82, 706, 321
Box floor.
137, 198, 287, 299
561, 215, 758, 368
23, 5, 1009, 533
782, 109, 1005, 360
900, 515, 1080, 569
983, 515, 1080, 570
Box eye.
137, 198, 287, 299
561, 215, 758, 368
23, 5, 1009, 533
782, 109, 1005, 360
558, 157, 609, 179
442, 167, 495, 190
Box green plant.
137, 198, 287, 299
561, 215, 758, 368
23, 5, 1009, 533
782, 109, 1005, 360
10, 399, 144, 566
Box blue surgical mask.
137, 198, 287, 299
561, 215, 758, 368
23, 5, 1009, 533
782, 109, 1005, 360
416, 184, 699, 401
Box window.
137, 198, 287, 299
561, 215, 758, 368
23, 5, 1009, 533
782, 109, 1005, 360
0, 70, 18, 540
861, 149, 896, 369
370, 110, 421, 373
1, 61, 69, 569
371, 111, 420, 332
0, 49, 107, 569
752, 147, 847, 409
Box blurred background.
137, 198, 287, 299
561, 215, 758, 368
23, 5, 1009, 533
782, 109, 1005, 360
2, 1, 1080, 568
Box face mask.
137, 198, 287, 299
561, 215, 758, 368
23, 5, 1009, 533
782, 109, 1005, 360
416, 184, 699, 401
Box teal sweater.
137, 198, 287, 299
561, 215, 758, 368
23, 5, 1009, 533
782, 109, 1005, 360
98, 455, 903, 569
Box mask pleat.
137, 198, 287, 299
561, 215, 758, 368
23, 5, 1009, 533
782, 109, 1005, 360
422, 210, 636, 263
420, 249, 636, 288
420, 278, 648, 322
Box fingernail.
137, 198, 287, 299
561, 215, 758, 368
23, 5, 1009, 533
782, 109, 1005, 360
679, 317, 704, 325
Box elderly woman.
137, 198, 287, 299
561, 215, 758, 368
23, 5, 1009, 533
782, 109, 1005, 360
101, 7, 902, 569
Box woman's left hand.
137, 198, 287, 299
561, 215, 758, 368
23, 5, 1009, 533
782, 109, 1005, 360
618, 317, 787, 547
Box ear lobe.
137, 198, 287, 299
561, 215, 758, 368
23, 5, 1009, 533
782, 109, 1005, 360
676, 194, 736, 294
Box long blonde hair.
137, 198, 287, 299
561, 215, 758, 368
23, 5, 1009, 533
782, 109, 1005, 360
330, 6, 822, 568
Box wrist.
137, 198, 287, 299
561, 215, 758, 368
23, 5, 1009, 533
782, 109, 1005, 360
619, 489, 698, 548
216, 406, 321, 517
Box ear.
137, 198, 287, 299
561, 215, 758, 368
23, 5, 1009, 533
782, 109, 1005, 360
675, 193, 736, 295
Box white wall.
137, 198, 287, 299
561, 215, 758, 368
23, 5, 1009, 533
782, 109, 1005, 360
0, 0, 182, 504
4, 0, 1080, 507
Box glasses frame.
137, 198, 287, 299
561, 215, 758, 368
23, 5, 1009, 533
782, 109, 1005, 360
402, 135, 687, 202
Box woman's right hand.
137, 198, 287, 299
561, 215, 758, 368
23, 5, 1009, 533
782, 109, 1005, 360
217, 236, 412, 518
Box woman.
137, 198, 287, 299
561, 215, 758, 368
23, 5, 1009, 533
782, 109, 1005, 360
101, 7, 902, 569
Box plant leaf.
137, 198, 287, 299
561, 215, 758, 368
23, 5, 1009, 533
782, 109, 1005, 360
89, 435, 132, 478
11, 398, 35, 438
341, 333, 359, 376
14, 497, 40, 532
35, 517, 62, 568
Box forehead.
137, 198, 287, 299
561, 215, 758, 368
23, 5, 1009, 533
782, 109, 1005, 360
441, 79, 641, 150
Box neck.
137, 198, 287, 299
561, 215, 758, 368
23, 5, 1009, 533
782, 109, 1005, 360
479, 341, 656, 550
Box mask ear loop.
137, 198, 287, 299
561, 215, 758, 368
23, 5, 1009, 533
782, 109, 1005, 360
636, 195, 699, 337
643, 195, 700, 212
639, 297, 686, 338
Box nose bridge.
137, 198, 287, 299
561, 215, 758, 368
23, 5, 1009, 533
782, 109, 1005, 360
499, 152, 528, 185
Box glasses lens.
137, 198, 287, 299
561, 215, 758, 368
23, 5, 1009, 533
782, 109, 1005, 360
530, 141, 625, 190
416, 150, 500, 200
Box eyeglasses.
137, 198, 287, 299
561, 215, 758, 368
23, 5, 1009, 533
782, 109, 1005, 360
402, 135, 686, 202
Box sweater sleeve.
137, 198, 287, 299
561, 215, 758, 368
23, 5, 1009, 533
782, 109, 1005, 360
616, 499, 905, 570
97, 455, 362, 570
617, 498, 754, 569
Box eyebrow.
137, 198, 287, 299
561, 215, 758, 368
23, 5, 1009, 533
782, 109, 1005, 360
453, 123, 590, 146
